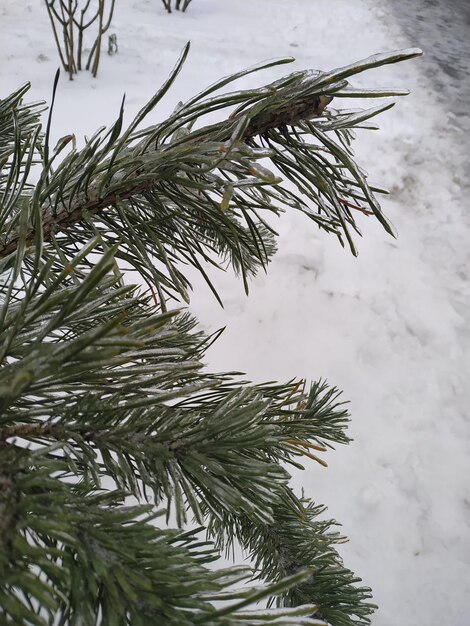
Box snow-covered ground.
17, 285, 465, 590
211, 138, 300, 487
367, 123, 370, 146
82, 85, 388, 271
1, 1, 469, 624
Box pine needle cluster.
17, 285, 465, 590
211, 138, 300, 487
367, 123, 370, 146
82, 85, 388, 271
0, 46, 421, 625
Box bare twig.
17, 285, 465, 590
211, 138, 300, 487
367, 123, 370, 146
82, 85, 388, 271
44, 1, 69, 72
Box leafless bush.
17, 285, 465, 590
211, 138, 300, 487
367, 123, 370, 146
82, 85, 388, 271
44, 0, 116, 79
161, 0, 194, 13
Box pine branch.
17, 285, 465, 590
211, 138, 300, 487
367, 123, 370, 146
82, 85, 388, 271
206, 492, 376, 626
2, 445, 319, 626
0, 238, 351, 527
0, 93, 331, 258
0, 232, 361, 623
0, 46, 422, 304
0, 46, 422, 625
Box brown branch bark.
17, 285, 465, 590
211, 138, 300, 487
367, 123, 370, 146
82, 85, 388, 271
243, 94, 332, 137
0, 423, 55, 443
0, 422, 93, 444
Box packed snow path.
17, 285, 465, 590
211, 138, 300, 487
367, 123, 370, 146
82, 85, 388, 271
1, 1, 469, 624
390, 0, 470, 139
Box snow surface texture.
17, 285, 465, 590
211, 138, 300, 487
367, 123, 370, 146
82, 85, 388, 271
1, 1, 469, 624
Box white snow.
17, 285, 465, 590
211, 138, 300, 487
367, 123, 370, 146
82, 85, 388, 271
1, 1, 469, 625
